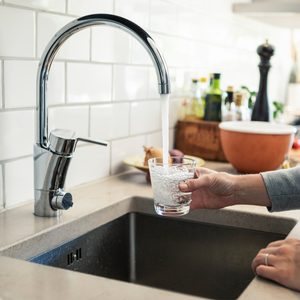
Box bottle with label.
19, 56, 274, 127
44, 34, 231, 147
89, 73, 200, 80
234, 92, 245, 121
190, 79, 201, 118
222, 86, 235, 121
196, 77, 207, 119
204, 73, 222, 121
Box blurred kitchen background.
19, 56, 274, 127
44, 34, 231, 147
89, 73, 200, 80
0, 0, 298, 210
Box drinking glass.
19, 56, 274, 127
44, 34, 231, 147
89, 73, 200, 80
148, 157, 196, 217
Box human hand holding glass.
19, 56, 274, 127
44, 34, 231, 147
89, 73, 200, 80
178, 167, 271, 210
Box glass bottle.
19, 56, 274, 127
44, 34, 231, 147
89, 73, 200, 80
222, 86, 235, 121
204, 73, 222, 122
190, 79, 200, 118
195, 77, 207, 119
234, 92, 245, 121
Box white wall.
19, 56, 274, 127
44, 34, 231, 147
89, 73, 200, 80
0, 0, 291, 210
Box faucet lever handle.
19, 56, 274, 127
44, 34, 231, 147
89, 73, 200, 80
77, 137, 108, 147
49, 129, 108, 156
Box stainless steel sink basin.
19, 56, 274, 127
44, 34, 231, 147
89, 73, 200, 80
28, 201, 297, 300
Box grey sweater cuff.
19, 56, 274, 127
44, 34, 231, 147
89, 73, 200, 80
261, 167, 300, 212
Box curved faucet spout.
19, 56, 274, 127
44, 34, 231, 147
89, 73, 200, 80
37, 13, 171, 149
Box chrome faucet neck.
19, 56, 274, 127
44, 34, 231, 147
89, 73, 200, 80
37, 13, 170, 149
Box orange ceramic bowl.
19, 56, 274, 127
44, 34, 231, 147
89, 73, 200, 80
219, 121, 296, 173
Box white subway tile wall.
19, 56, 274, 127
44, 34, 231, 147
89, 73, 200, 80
5, 0, 66, 13
146, 131, 162, 148
150, 0, 178, 35
37, 13, 90, 60
66, 144, 110, 188
4, 60, 38, 108
90, 103, 130, 140
148, 67, 160, 99
0, 0, 292, 209
67, 62, 112, 103
131, 38, 152, 66
115, 0, 150, 29
0, 110, 35, 160
67, 0, 113, 16
48, 106, 89, 137
130, 100, 161, 135
111, 135, 147, 174
113, 65, 149, 101
48, 62, 66, 105
91, 27, 131, 63
0, 6, 35, 57
5, 157, 34, 208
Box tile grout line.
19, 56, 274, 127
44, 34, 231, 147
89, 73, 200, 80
2, 2, 78, 18
0, 106, 37, 112
0, 53, 259, 68
0, 57, 154, 68
0, 97, 180, 112
0, 154, 35, 164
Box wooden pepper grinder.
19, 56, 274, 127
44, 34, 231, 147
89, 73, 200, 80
251, 40, 275, 122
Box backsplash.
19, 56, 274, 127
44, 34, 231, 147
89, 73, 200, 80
0, 0, 291, 210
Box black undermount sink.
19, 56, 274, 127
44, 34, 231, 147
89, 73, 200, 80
28, 205, 297, 300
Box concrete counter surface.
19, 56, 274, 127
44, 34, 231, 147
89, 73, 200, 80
0, 161, 300, 299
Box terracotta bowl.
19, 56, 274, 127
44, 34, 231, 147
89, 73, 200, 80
219, 121, 297, 173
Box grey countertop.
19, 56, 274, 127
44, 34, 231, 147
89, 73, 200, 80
0, 161, 300, 300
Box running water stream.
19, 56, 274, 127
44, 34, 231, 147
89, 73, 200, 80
160, 94, 170, 167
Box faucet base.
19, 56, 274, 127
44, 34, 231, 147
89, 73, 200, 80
34, 211, 62, 218
34, 144, 72, 217
34, 190, 62, 217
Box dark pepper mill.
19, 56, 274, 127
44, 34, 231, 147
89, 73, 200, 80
251, 40, 275, 122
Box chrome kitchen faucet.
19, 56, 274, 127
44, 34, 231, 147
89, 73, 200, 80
34, 14, 170, 217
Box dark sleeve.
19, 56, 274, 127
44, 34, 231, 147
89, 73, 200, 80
260, 167, 300, 212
